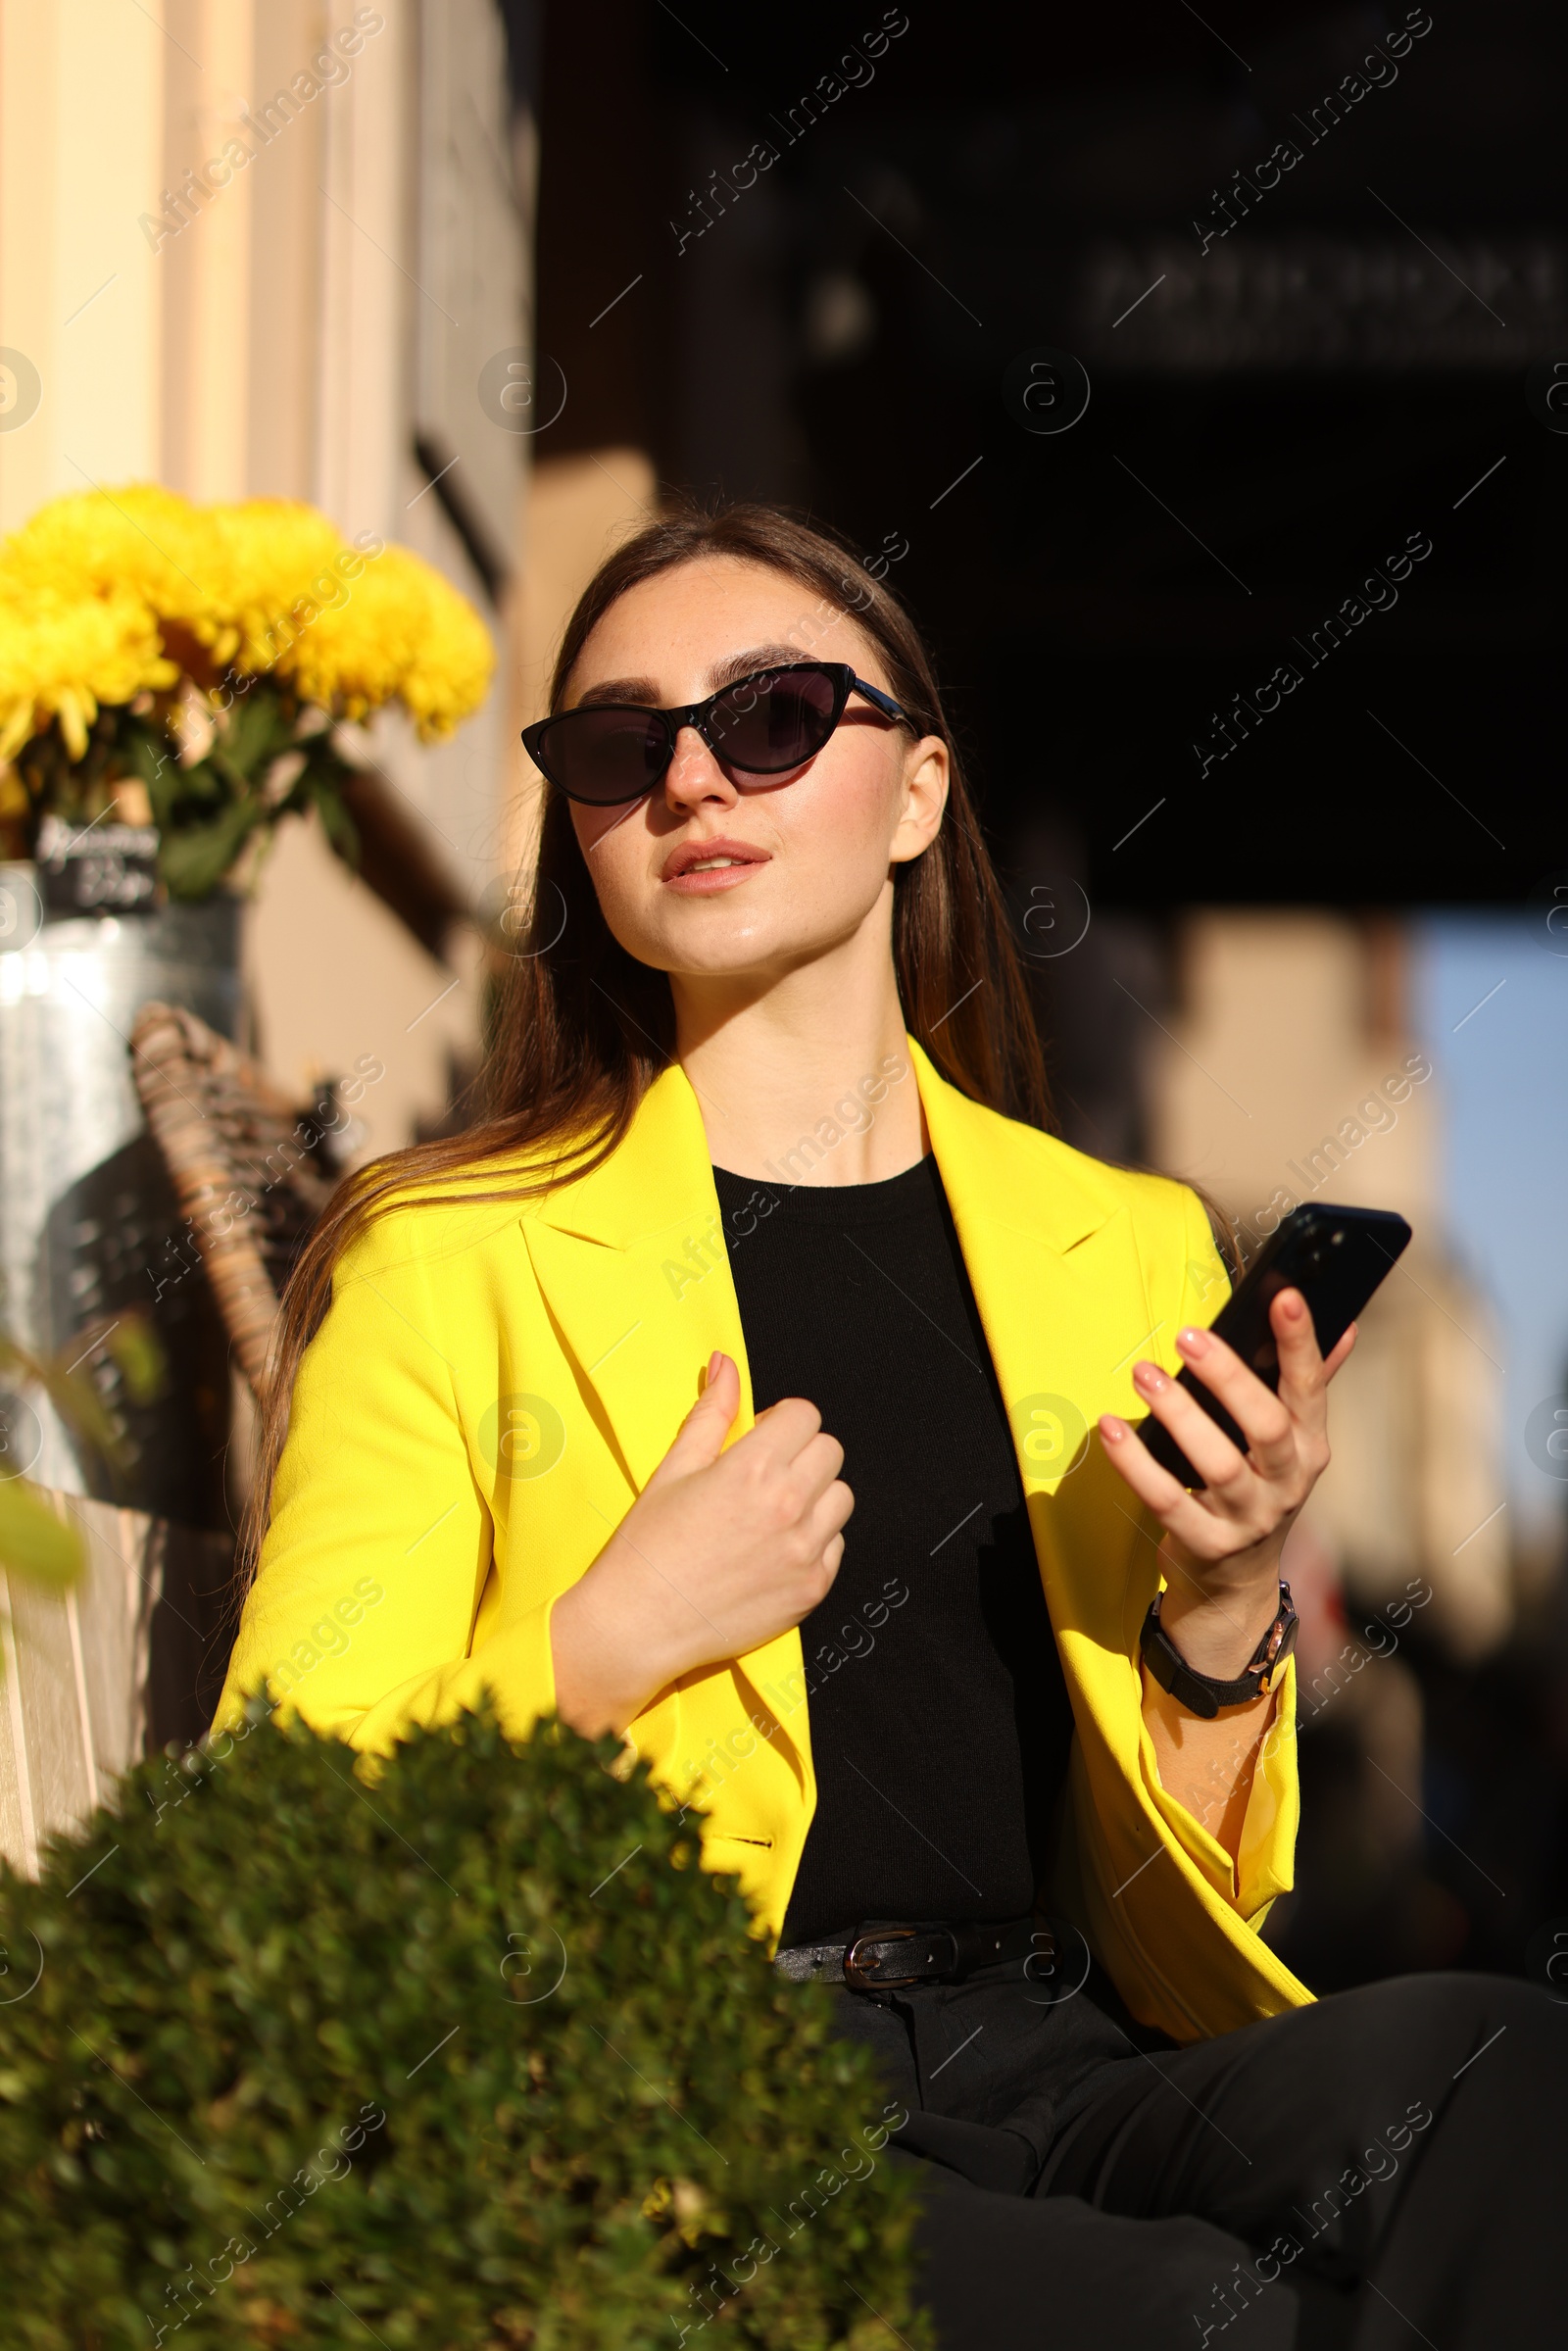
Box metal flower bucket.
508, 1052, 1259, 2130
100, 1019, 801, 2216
0, 863, 242, 1524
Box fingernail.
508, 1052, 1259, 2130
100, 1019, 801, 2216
1283, 1291, 1305, 1318
1100, 1414, 1126, 1443
707, 1350, 722, 1381
1133, 1360, 1168, 1391
1176, 1326, 1207, 1354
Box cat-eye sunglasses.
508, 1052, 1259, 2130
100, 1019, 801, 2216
521, 660, 911, 808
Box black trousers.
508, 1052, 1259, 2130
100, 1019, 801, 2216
824, 1953, 1567, 2348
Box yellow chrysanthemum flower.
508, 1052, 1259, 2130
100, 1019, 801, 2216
0, 574, 175, 761
284, 542, 495, 737
1, 485, 228, 652
213, 498, 356, 677
275, 542, 427, 718
0, 483, 493, 767
400, 563, 498, 740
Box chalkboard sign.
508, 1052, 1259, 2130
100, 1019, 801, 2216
36, 811, 160, 916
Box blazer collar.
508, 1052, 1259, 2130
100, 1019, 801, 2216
528, 1061, 716, 1250
520, 1064, 750, 1498
527, 1039, 1116, 1257
519, 1038, 1152, 1504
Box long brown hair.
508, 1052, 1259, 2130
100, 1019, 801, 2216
238, 500, 1054, 1591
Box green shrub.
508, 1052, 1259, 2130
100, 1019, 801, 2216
0, 1703, 929, 2349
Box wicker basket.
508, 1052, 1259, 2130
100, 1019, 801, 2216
129, 1002, 342, 1396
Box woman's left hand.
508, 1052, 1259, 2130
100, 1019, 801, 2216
1100, 1287, 1356, 1678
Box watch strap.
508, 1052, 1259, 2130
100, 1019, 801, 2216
1139, 1582, 1298, 1720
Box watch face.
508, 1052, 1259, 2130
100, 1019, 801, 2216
1259, 1605, 1298, 1692
1255, 1593, 1298, 1665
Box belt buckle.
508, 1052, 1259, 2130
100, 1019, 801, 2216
843, 1927, 956, 1990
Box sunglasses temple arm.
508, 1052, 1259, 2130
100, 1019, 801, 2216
851, 674, 912, 725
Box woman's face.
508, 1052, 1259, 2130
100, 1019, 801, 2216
557, 557, 949, 992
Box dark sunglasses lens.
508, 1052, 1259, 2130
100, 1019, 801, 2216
543, 709, 670, 804
710, 668, 838, 772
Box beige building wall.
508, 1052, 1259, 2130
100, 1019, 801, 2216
0, 0, 529, 1162
1152, 913, 1437, 1229
1150, 912, 1510, 1658
0, 0, 164, 518
507, 444, 660, 880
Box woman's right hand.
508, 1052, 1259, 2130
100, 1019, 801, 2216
548, 1352, 853, 1738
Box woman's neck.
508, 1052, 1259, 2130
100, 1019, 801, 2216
671, 950, 927, 1186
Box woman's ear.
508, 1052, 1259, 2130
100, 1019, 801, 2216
889, 734, 950, 865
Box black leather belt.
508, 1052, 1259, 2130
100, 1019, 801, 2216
773, 1914, 1047, 1990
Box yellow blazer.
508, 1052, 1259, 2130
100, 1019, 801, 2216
218, 1039, 1311, 2042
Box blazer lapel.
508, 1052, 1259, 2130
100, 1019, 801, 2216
912, 1041, 1161, 1641
914, 1039, 1158, 1461
519, 1066, 754, 1490
519, 1065, 812, 1778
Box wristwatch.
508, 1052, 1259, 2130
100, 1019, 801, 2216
1139, 1582, 1298, 1720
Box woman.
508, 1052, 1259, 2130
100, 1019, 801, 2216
220, 504, 1561, 2347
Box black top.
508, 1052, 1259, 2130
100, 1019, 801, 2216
712, 1155, 1075, 1949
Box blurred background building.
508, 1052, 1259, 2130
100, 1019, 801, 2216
1, 0, 1564, 1987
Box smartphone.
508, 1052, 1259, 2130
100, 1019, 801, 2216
1138, 1202, 1413, 1489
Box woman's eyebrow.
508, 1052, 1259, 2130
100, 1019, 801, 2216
570, 676, 660, 710
708, 644, 806, 690
570, 645, 808, 710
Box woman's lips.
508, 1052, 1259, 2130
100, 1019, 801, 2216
661, 841, 771, 894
